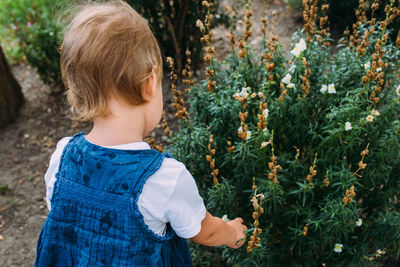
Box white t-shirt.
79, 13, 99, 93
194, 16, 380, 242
44, 137, 206, 239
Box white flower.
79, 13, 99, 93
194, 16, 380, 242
366, 115, 374, 122
246, 131, 252, 140
364, 62, 371, 70
288, 64, 296, 73
221, 215, 230, 222
287, 83, 295, 89
238, 127, 251, 139
356, 218, 362, 227
328, 83, 336, 94
196, 19, 205, 32
334, 243, 343, 253
396, 85, 400, 96
240, 86, 250, 99
376, 67, 382, 72
260, 141, 270, 149
320, 84, 328, 94
282, 73, 292, 84
290, 39, 307, 57
233, 92, 240, 98
372, 109, 380, 116
242, 87, 250, 93
263, 108, 269, 120
345, 122, 352, 131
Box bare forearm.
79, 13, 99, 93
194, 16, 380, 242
191, 211, 236, 246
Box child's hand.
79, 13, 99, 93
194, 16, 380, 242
191, 211, 247, 248
226, 218, 247, 249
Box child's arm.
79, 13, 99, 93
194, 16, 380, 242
191, 211, 247, 248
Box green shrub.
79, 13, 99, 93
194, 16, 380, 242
0, 0, 225, 88
166, 2, 400, 266
0, 0, 70, 88
287, 0, 400, 38
126, 0, 226, 70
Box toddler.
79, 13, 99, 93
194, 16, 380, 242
35, 1, 247, 266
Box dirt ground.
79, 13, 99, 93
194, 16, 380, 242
0, 2, 300, 266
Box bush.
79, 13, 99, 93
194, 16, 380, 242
126, 0, 227, 70
0, 0, 70, 88
287, 0, 400, 38
0, 0, 225, 89
166, 1, 400, 266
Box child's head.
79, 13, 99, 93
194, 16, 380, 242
61, 0, 162, 121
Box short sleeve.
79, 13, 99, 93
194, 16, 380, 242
44, 137, 70, 210
165, 167, 206, 239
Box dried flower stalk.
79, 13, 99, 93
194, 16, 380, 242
343, 185, 356, 205
362, 2, 398, 106
317, 0, 330, 46
352, 143, 370, 177
227, 9, 237, 51
234, 87, 250, 142
146, 136, 163, 152
167, 57, 189, 121
301, 57, 311, 96
365, 249, 387, 261
303, 219, 311, 236
306, 153, 318, 185
323, 170, 330, 187
247, 179, 264, 253
182, 48, 194, 94
238, 1, 253, 58
294, 146, 301, 162
267, 134, 281, 185
261, 11, 269, 48
279, 82, 287, 102
350, 0, 369, 49
302, 0, 318, 43
357, 26, 375, 56
161, 111, 170, 137
227, 139, 235, 154
257, 92, 267, 130
200, 1, 217, 93
206, 132, 219, 185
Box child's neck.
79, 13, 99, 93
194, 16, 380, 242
86, 98, 148, 146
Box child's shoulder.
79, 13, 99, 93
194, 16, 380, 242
56, 136, 71, 150
51, 135, 190, 175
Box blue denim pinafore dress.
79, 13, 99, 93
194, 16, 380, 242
35, 133, 193, 266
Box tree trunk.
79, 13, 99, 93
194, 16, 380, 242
0, 45, 24, 128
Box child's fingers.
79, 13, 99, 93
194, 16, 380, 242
234, 217, 243, 223
235, 238, 245, 244
229, 238, 245, 249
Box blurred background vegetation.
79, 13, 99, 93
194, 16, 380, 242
1, 0, 398, 91
0, 0, 227, 91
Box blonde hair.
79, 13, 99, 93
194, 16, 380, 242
61, 0, 162, 121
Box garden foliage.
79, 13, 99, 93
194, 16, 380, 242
126, 0, 226, 70
166, 0, 400, 266
0, 0, 70, 88
0, 0, 225, 88
287, 0, 400, 37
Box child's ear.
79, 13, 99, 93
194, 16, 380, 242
141, 71, 157, 101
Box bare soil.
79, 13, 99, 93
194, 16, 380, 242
0, 1, 300, 266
